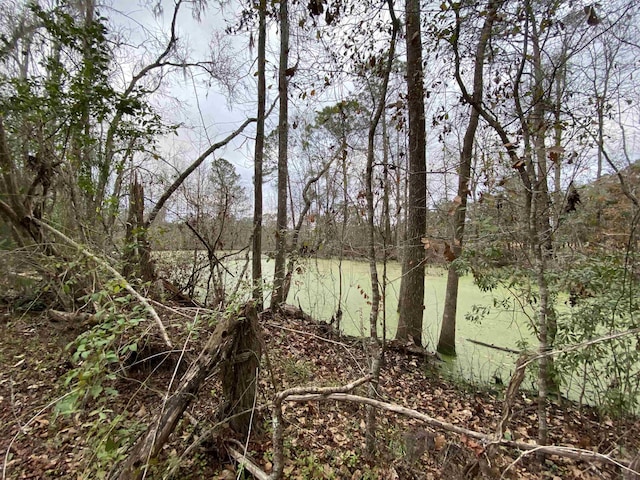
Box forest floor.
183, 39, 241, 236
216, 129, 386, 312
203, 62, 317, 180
1, 299, 639, 480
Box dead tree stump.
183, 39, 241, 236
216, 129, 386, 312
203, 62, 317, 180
111, 302, 260, 480
221, 301, 262, 436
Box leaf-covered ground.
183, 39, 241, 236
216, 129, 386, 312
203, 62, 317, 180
1, 301, 639, 479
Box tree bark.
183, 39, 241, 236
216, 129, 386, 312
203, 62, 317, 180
529, 8, 555, 450
122, 174, 156, 282
112, 303, 257, 480
252, 0, 267, 311
220, 303, 262, 436
397, 0, 427, 346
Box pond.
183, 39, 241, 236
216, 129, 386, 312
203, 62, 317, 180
157, 251, 535, 386
283, 256, 535, 385
159, 250, 633, 407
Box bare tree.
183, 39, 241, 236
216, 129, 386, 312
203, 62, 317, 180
437, 0, 504, 355
252, 0, 267, 311
271, 0, 290, 310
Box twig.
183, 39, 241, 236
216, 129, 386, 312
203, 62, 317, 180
270, 375, 372, 480
148, 299, 204, 319
467, 338, 521, 354
500, 445, 636, 480
522, 326, 640, 370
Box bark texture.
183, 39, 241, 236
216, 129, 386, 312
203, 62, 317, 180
271, 0, 290, 309
252, 0, 267, 311
437, 0, 502, 356
221, 303, 262, 436
397, 0, 427, 346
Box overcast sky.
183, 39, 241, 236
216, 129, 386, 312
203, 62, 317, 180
105, 0, 270, 210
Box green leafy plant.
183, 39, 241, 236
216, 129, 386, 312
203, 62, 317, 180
554, 253, 640, 416
56, 282, 145, 416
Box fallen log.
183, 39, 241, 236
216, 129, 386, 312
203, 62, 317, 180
111, 302, 259, 480
48, 309, 96, 326
228, 447, 270, 480
386, 339, 434, 357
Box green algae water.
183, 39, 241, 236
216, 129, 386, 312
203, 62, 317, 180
158, 252, 534, 386
283, 257, 534, 385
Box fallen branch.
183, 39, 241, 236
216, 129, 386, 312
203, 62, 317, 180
270, 375, 373, 480
111, 303, 257, 480
467, 338, 521, 355
228, 447, 270, 480
282, 392, 630, 470
33, 218, 173, 348
48, 309, 95, 325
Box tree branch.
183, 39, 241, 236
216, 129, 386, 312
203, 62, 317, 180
145, 116, 258, 227
270, 376, 372, 479
282, 392, 631, 469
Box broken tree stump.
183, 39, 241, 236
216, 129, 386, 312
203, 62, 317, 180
111, 302, 259, 480
221, 301, 262, 436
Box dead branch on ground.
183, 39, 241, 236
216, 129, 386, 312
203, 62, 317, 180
267, 367, 632, 479
270, 375, 373, 480
277, 391, 630, 473
33, 218, 173, 348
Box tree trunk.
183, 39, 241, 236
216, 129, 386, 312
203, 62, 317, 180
271, 0, 290, 310
337, 106, 349, 333
112, 304, 257, 480
437, 0, 501, 356
252, 0, 267, 311
221, 303, 262, 436
122, 174, 156, 282
438, 266, 460, 355
530, 13, 555, 451
363, 0, 399, 454
396, 0, 427, 346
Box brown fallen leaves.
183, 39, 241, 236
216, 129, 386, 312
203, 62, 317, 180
2, 307, 640, 479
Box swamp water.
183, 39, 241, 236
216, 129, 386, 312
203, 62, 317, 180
160, 251, 628, 406
283, 257, 534, 385
196, 253, 535, 387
